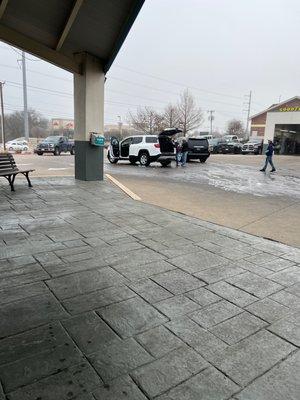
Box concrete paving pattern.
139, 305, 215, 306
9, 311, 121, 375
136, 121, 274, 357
0, 177, 299, 399
11, 153, 300, 246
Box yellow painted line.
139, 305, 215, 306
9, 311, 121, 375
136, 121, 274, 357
105, 174, 141, 201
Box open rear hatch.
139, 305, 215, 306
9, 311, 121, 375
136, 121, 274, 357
158, 128, 182, 154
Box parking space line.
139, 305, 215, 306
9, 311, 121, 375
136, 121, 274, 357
48, 168, 69, 170
105, 174, 141, 201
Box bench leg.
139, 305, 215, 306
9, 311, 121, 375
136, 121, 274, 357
21, 172, 33, 188
4, 175, 15, 191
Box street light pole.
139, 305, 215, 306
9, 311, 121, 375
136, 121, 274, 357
0, 81, 6, 150
21, 51, 29, 141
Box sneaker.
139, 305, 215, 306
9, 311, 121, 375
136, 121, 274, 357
270, 169, 276, 172
260, 169, 265, 172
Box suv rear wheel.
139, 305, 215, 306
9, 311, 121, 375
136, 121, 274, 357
139, 151, 150, 166
70, 147, 75, 155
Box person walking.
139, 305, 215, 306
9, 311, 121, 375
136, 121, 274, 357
260, 140, 276, 172
181, 138, 189, 166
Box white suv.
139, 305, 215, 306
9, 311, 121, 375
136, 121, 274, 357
108, 128, 181, 167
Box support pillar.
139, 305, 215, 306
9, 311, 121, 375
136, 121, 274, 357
74, 53, 104, 180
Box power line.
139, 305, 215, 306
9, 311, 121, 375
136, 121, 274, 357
0, 44, 267, 112
5, 80, 73, 97
112, 65, 243, 100
1, 61, 244, 109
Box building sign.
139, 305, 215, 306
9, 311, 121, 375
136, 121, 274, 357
52, 119, 74, 130
279, 106, 300, 112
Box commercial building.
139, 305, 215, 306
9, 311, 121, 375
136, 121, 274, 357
250, 96, 300, 154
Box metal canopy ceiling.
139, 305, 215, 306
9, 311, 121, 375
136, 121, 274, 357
0, 0, 144, 73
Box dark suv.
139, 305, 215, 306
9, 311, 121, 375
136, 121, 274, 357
187, 137, 210, 163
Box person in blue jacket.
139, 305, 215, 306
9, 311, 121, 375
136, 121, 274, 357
260, 140, 276, 172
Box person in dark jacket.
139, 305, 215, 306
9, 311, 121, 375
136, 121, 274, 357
181, 138, 189, 166
260, 140, 276, 172
173, 139, 182, 167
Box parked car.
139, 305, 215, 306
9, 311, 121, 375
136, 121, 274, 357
208, 138, 222, 153
6, 140, 29, 152
218, 139, 242, 154
107, 128, 182, 167
35, 136, 75, 156
199, 134, 213, 140
242, 137, 263, 155
223, 135, 238, 142
187, 137, 210, 163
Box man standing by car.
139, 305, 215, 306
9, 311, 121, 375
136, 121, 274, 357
260, 140, 276, 172
181, 138, 189, 166
172, 139, 181, 167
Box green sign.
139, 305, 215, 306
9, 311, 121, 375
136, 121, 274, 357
90, 134, 105, 146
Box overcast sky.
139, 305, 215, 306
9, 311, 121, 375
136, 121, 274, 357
0, 0, 299, 132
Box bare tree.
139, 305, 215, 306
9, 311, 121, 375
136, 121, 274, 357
128, 107, 165, 134
226, 119, 244, 137
176, 89, 203, 136
163, 103, 179, 128
4, 109, 49, 141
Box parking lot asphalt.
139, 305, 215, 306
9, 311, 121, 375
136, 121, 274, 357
9, 153, 300, 247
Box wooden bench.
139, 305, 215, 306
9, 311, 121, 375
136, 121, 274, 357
0, 153, 35, 191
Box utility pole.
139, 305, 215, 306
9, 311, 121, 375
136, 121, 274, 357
117, 115, 123, 138
0, 81, 6, 150
207, 110, 215, 136
21, 51, 29, 141
243, 90, 252, 138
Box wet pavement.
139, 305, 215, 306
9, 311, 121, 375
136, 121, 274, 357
0, 177, 299, 400
107, 160, 300, 199
12, 154, 300, 199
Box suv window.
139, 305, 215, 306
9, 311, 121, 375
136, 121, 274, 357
188, 138, 208, 147
132, 137, 143, 144
121, 138, 132, 146
146, 136, 158, 143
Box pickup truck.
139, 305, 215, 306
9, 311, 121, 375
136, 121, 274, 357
35, 136, 75, 156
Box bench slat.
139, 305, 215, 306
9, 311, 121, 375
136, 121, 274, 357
0, 164, 16, 170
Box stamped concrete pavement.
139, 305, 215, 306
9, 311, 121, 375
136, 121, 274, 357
0, 177, 299, 400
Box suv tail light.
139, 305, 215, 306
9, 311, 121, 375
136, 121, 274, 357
154, 143, 160, 148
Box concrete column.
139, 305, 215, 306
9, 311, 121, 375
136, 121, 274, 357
74, 53, 104, 180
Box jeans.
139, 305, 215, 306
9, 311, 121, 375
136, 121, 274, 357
262, 155, 275, 170
176, 152, 181, 166
181, 151, 188, 166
